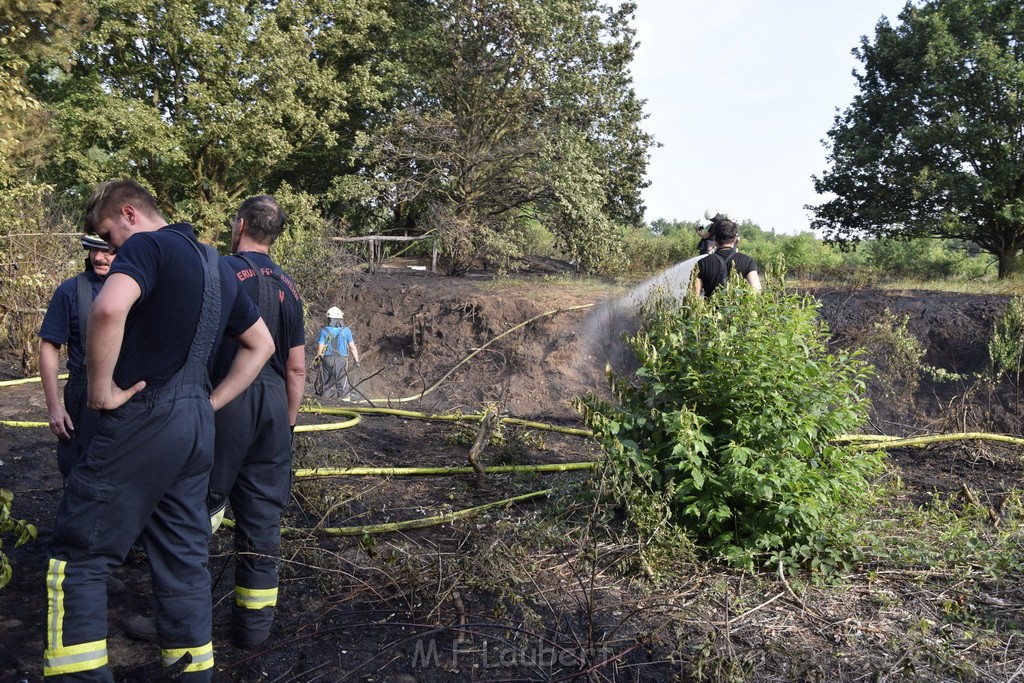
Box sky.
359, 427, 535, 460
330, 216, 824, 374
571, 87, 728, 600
631, 0, 911, 234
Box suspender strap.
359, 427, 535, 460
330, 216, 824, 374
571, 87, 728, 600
236, 253, 281, 339
75, 273, 95, 346
714, 250, 738, 274
166, 230, 221, 389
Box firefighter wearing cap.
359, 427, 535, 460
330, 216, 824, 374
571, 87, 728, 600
206, 195, 305, 648
38, 234, 115, 476
315, 306, 359, 399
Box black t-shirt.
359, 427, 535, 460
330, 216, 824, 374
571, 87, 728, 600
211, 251, 305, 383
106, 223, 260, 392
38, 271, 104, 376
696, 247, 758, 296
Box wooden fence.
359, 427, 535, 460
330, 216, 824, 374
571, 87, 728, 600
332, 235, 438, 274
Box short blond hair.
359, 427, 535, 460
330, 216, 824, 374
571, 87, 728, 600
84, 179, 162, 234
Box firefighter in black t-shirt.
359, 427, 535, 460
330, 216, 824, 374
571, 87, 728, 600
694, 218, 762, 297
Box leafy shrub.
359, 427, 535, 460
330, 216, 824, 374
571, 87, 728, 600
583, 271, 882, 571
863, 309, 925, 405
270, 183, 345, 314
516, 218, 557, 259
606, 225, 691, 277
861, 237, 989, 280
989, 296, 1024, 382
743, 232, 844, 279
1, 488, 37, 589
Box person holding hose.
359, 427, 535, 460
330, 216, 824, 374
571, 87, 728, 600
315, 307, 359, 400
693, 218, 761, 297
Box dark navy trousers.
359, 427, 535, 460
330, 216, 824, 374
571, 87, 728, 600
44, 384, 216, 681
209, 373, 291, 646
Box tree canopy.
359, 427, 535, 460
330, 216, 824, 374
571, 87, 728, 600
40, 0, 393, 241
308, 0, 653, 272
22, 0, 653, 267
1, 0, 90, 186
810, 0, 1024, 278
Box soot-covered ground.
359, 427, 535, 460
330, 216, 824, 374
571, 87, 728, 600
0, 266, 1020, 682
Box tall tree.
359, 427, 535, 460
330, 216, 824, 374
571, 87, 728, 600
351, 0, 654, 272
810, 0, 1024, 277
1, 0, 91, 185
41, 0, 392, 240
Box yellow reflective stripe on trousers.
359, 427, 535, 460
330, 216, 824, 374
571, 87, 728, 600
235, 585, 278, 609
46, 559, 66, 650
44, 559, 109, 675
43, 639, 108, 676
161, 642, 214, 672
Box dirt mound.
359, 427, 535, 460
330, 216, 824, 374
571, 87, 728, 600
337, 270, 613, 419
813, 286, 1015, 434
813, 287, 1009, 377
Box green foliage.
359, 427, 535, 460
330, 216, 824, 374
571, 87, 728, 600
268, 184, 339, 313
635, 218, 851, 281
352, 0, 653, 273
603, 224, 690, 278
811, 0, 1024, 278
0, 0, 91, 185
864, 309, 926, 405
861, 237, 990, 280
43, 0, 392, 239
989, 295, 1024, 382
649, 218, 701, 237
740, 229, 844, 278
583, 273, 882, 571
855, 488, 1024, 579
1, 488, 38, 589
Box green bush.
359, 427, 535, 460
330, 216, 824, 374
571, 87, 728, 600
0, 185, 80, 373
583, 271, 882, 571
269, 183, 342, 313
989, 295, 1024, 382
603, 225, 691, 278
1, 488, 37, 589
743, 232, 844, 279
861, 237, 990, 280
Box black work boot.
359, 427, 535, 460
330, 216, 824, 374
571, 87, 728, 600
232, 605, 273, 649
123, 614, 158, 642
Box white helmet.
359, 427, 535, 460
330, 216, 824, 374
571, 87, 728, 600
703, 208, 718, 221
327, 306, 343, 319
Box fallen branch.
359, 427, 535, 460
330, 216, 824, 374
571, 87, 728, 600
960, 483, 1002, 527
467, 407, 500, 487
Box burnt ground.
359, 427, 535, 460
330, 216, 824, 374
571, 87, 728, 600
1, 266, 1022, 682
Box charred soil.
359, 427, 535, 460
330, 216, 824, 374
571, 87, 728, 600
1, 268, 1022, 682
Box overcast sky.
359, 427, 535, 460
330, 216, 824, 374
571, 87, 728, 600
631, 0, 911, 234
